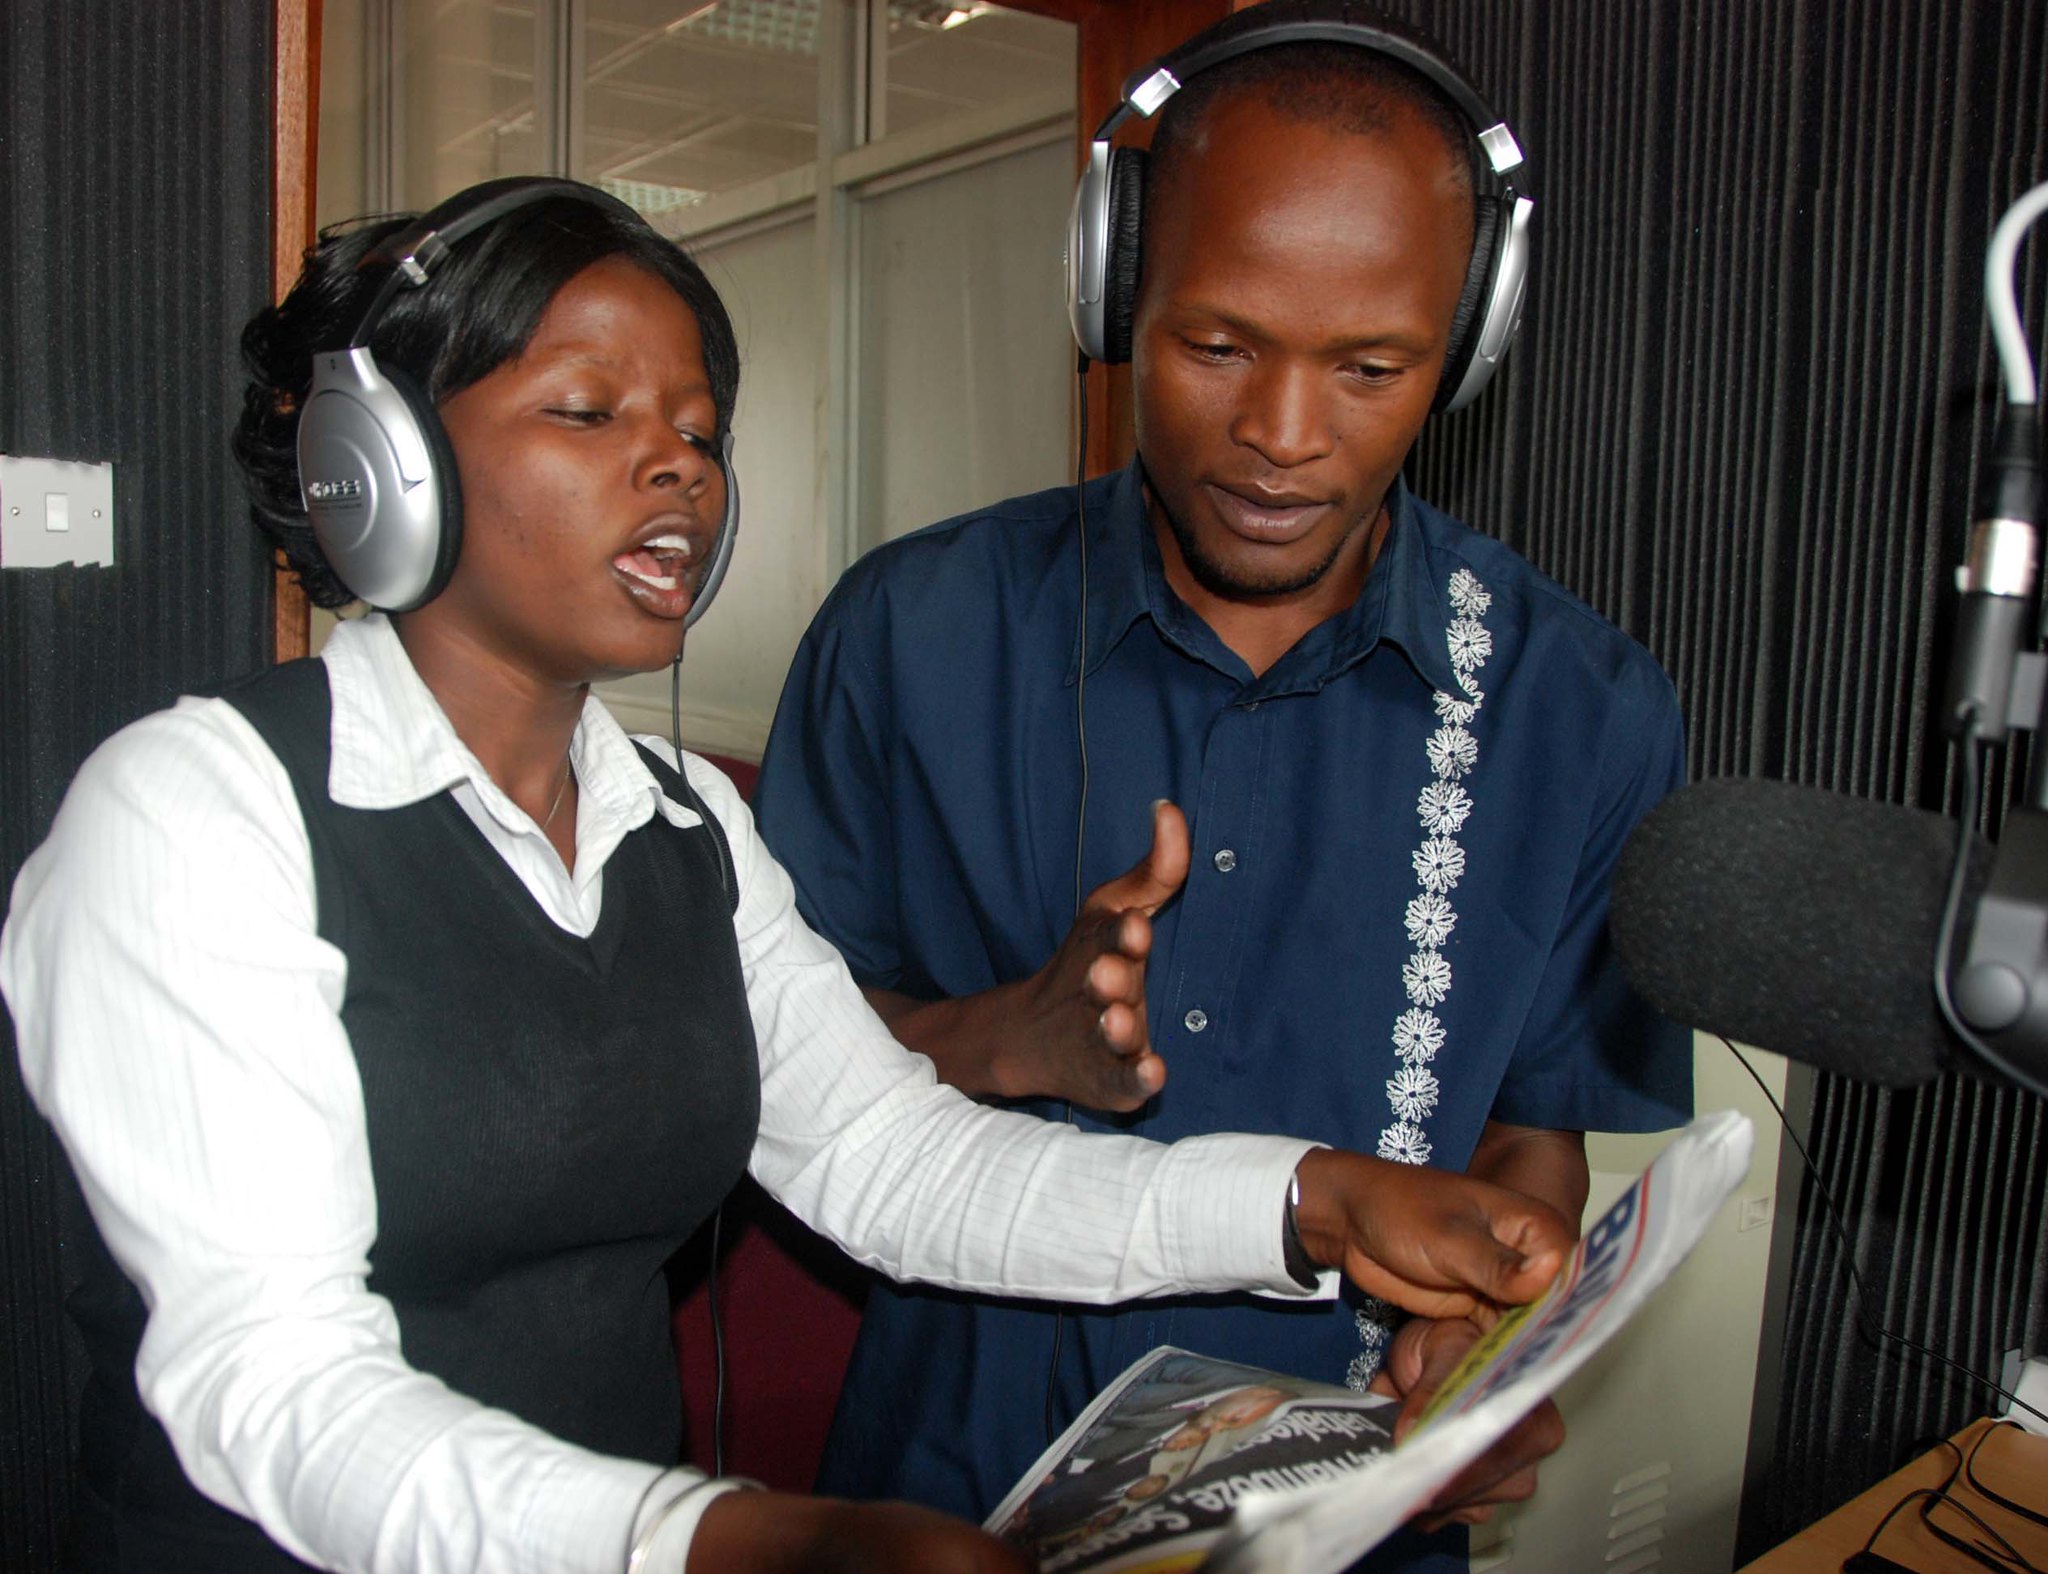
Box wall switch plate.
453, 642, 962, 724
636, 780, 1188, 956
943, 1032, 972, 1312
0, 454, 115, 568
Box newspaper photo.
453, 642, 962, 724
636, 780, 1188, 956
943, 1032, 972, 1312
988, 1108, 1755, 1574
985, 1348, 1400, 1573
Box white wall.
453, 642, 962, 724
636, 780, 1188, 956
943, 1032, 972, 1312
1473, 1036, 1792, 1574
855, 137, 1076, 554
597, 215, 823, 757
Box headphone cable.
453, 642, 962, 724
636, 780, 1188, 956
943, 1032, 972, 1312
673, 650, 732, 1479
1045, 350, 1093, 1447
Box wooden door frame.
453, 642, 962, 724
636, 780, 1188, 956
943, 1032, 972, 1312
1006, 0, 1235, 475
273, 0, 321, 662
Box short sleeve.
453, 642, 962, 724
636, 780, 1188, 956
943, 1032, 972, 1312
753, 574, 906, 991
1490, 657, 1694, 1133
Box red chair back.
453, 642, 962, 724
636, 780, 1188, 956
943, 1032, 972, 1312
674, 754, 866, 1490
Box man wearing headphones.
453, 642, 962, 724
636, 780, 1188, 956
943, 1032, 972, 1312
755, 4, 1691, 1567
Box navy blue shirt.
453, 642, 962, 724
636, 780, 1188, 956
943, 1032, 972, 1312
756, 463, 1691, 1568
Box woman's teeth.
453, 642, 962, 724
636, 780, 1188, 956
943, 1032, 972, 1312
614, 534, 693, 590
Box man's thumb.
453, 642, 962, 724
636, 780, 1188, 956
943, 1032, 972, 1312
1129, 799, 1191, 911
1086, 800, 1192, 915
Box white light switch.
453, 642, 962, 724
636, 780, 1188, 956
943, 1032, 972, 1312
1, 454, 115, 568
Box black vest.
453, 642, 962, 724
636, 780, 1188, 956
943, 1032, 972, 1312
66, 660, 760, 1572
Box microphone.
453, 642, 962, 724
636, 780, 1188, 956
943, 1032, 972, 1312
1614, 187, 2048, 1095
1611, 777, 1994, 1087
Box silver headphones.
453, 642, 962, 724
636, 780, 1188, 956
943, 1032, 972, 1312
296, 176, 740, 616
1064, 0, 1534, 414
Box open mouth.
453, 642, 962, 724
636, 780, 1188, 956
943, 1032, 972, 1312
613, 533, 693, 592
611, 532, 698, 619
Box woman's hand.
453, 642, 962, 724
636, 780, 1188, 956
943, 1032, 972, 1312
689, 1491, 1033, 1573
1291, 1149, 1572, 1321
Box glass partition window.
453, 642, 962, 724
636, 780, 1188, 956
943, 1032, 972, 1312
403, 0, 544, 199
582, 0, 822, 210
874, 3, 1074, 139
320, 0, 1072, 219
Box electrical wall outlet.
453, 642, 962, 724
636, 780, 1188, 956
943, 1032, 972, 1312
0, 454, 115, 568
1998, 1349, 2048, 1437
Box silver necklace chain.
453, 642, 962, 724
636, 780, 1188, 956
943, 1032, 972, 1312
541, 754, 574, 831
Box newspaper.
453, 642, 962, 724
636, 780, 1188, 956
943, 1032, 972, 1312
986, 1109, 1755, 1574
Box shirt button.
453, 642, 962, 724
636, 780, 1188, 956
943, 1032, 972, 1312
1184, 1008, 1209, 1034
1213, 848, 1237, 873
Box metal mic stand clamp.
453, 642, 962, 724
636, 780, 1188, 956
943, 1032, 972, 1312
1941, 181, 2048, 1086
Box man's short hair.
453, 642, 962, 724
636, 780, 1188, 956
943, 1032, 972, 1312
1145, 40, 1480, 235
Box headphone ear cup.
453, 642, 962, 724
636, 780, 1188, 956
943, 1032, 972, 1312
377, 363, 464, 608
1100, 147, 1148, 366
1435, 194, 1502, 413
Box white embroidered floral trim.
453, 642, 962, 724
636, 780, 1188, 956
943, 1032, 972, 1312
1349, 565, 1493, 1391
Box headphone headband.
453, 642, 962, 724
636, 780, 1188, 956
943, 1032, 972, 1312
1101, 6, 1521, 178
345, 177, 646, 351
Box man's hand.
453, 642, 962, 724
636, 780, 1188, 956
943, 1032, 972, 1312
690, 1491, 1033, 1573
866, 801, 1190, 1110
1002, 798, 1189, 1107
1290, 1149, 1571, 1321
1369, 1315, 1566, 1529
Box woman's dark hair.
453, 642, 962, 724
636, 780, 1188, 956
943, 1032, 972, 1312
234, 193, 741, 609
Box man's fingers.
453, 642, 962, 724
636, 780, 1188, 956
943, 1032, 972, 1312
1085, 946, 1146, 1010
1085, 801, 1192, 917
1081, 1026, 1166, 1108
1382, 1314, 1448, 1400
1418, 1405, 1560, 1519
1097, 999, 1145, 1053
1124, 1049, 1167, 1099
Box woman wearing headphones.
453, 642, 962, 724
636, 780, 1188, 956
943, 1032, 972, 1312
0, 181, 1567, 1574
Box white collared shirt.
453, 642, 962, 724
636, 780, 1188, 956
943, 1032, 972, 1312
1, 614, 1316, 1574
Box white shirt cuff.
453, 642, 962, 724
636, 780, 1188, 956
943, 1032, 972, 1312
1153, 1133, 1332, 1297
627, 1471, 756, 1574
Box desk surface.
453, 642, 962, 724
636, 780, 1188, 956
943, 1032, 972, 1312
1740, 1418, 2048, 1573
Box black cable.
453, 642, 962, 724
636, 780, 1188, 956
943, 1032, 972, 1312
673, 651, 731, 1479
1965, 1420, 2048, 1532
1918, 1482, 2043, 1573
708, 1205, 729, 1480
1908, 1426, 2048, 1572
1860, 1487, 1953, 1558
1853, 1481, 2037, 1574
1045, 349, 1092, 1448
1073, 352, 1093, 923
1933, 716, 2048, 1100
1718, 1035, 2048, 1430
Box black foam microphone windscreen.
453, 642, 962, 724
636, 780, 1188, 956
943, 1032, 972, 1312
1612, 778, 1996, 1087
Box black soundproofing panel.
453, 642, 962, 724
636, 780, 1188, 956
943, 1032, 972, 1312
0, 3, 275, 1569
1377, 0, 2048, 1553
